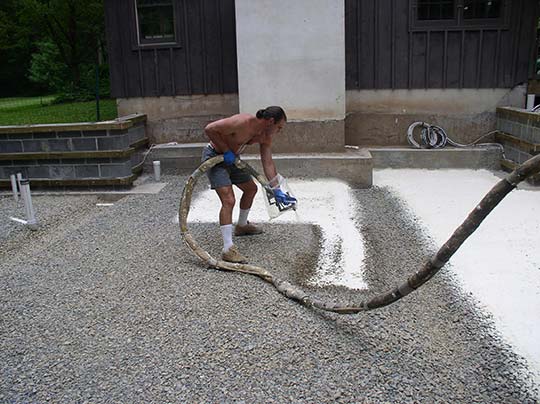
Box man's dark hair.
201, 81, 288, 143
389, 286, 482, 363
256, 106, 287, 122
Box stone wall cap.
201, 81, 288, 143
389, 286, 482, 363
496, 106, 527, 112
496, 106, 538, 116
496, 107, 540, 124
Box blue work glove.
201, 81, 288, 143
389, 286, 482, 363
274, 188, 297, 205
223, 150, 237, 166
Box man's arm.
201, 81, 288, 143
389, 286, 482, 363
259, 142, 278, 185
260, 141, 297, 206
204, 118, 235, 153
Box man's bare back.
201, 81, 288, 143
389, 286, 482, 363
204, 113, 278, 154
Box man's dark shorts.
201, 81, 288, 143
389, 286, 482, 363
201, 144, 252, 189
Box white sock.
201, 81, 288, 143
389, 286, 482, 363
221, 224, 233, 252
237, 208, 250, 226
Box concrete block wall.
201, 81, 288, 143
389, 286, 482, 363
0, 158, 133, 180
0, 114, 148, 187
500, 143, 536, 165
0, 126, 146, 154
496, 107, 540, 185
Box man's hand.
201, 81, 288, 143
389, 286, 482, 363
223, 150, 237, 166
274, 188, 297, 205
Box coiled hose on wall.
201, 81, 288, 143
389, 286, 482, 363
407, 121, 500, 150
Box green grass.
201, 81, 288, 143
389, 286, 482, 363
0, 95, 58, 111
0, 97, 118, 126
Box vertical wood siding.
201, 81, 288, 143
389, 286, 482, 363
105, 0, 538, 96
104, 0, 238, 98
345, 0, 539, 90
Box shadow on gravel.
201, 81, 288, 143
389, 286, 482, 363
186, 185, 539, 403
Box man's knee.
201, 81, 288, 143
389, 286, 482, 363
243, 181, 258, 196
221, 193, 236, 209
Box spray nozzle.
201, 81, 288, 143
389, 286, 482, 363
263, 174, 298, 219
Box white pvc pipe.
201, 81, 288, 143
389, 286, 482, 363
16, 173, 24, 199
20, 179, 38, 230
153, 160, 161, 182
527, 94, 536, 110
10, 174, 18, 202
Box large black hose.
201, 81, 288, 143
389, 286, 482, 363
179, 154, 540, 314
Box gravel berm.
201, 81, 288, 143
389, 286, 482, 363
0, 175, 538, 403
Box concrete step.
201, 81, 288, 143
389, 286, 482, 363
145, 143, 373, 188
143, 143, 503, 189
369, 145, 502, 170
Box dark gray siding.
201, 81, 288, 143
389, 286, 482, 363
104, 0, 238, 98
346, 0, 539, 90
105, 0, 538, 96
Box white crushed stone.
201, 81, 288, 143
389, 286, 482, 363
180, 179, 367, 289
374, 168, 540, 387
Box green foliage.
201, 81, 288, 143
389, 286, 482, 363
28, 41, 70, 93
53, 63, 111, 102
0, 0, 109, 98
0, 0, 42, 95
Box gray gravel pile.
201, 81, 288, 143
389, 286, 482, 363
0, 175, 538, 403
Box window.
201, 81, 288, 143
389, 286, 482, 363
135, 0, 176, 45
417, 0, 455, 21
411, 0, 507, 30
463, 0, 502, 20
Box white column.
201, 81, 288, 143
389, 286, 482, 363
235, 0, 345, 122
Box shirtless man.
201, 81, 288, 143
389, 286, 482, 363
202, 106, 297, 264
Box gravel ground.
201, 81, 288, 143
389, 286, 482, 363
0, 175, 538, 403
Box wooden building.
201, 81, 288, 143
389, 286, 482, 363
104, 0, 539, 151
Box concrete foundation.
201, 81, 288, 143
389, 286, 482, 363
346, 111, 497, 146
146, 115, 228, 145
241, 120, 345, 153
117, 94, 239, 120
242, 150, 372, 189
118, 89, 527, 152
118, 96, 344, 152
117, 94, 239, 144
346, 87, 526, 146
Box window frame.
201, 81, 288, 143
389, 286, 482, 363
412, 0, 458, 28
132, 0, 181, 48
410, 0, 510, 31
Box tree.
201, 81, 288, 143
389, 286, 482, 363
28, 40, 70, 92
0, 0, 107, 97
0, 0, 42, 96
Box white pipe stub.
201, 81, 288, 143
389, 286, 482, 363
20, 179, 38, 230
153, 160, 161, 182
